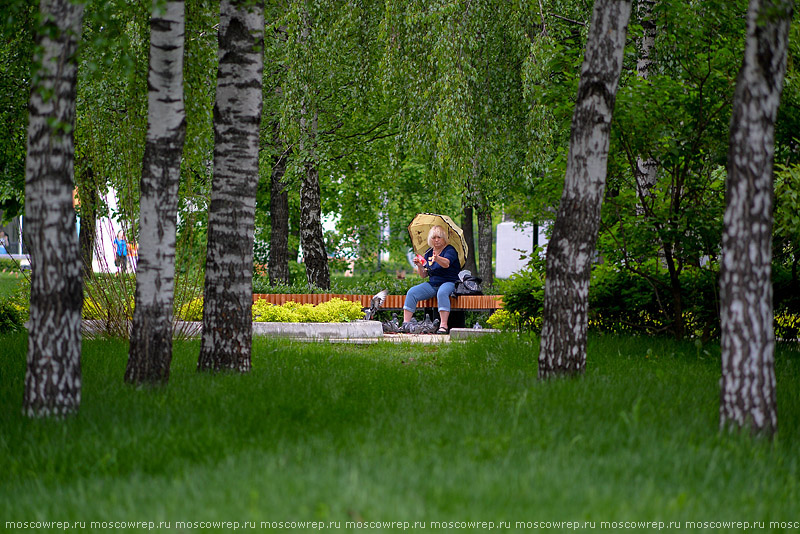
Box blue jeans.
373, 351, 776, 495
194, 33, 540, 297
403, 281, 456, 313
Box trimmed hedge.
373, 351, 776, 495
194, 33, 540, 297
251, 298, 365, 323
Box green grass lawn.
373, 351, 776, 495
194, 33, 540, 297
1, 333, 799, 532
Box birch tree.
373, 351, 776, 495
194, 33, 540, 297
126, 0, 187, 384
538, 0, 632, 379
719, 0, 794, 437
633, 0, 657, 208
197, 0, 264, 373
23, 0, 85, 416
294, 3, 329, 290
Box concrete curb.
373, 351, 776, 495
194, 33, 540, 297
81, 321, 501, 343
252, 320, 384, 340
81, 320, 384, 340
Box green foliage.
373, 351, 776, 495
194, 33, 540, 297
0, 298, 25, 334
82, 296, 105, 321
176, 296, 203, 322
493, 267, 544, 332
82, 293, 135, 321
0, 0, 35, 218
485, 308, 533, 332
491, 263, 725, 338
775, 311, 800, 341
253, 270, 418, 296
83, 273, 204, 325
76, 0, 150, 232
252, 297, 364, 323
774, 164, 800, 269
588, 264, 720, 339
0, 273, 28, 333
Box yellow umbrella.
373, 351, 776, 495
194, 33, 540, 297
407, 213, 468, 269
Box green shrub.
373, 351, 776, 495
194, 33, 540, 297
314, 298, 365, 322
282, 301, 316, 322
0, 299, 25, 333
177, 296, 204, 321
252, 300, 301, 322
82, 293, 135, 320
486, 309, 525, 331
252, 298, 364, 323
587, 263, 721, 338
493, 267, 544, 332
0, 276, 29, 333
82, 296, 106, 320
82, 274, 135, 320
773, 263, 800, 315
775, 312, 800, 340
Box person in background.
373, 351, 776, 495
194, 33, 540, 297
0, 231, 8, 255
114, 230, 128, 274
402, 225, 461, 334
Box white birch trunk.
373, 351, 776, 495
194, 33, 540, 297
719, 0, 793, 437
126, 0, 187, 384
634, 0, 658, 209
538, 0, 632, 379
23, 0, 85, 417
198, 0, 264, 373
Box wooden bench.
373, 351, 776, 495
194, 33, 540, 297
252, 293, 503, 311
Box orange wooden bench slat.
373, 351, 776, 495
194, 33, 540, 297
252, 293, 503, 310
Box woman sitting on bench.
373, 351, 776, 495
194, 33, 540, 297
402, 225, 461, 334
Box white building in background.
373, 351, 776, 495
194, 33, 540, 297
495, 220, 548, 278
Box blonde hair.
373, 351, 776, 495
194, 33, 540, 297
427, 225, 449, 248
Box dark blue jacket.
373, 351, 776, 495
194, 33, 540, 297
426, 245, 460, 286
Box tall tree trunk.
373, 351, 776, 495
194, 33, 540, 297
476, 200, 493, 287
538, 0, 632, 379
198, 0, 264, 373
300, 129, 329, 289
298, 7, 329, 290
468, 157, 491, 284
267, 25, 290, 286
662, 244, 685, 340
269, 141, 290, 286
23, 0, 85, 417
719, 0, 793, 438
126, 0, 187, 385
461, 204, 478, 276
77, 165, 98, 278
634, 0, 658, 210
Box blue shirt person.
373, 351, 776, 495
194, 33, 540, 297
114, 231, 128, 274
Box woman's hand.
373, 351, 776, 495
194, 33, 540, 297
431, 249, 450, 268
413, 254, 428, 277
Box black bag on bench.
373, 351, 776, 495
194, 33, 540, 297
454, 270, 483, 296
